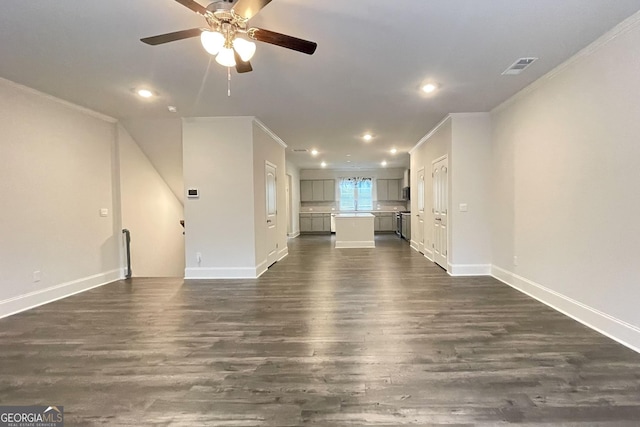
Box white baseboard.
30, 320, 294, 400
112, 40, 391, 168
448, 263, 491, 276
255, 260, 268, 278
277, 247, 289, 261
287, 231, 300, 238
492, 265, 640, 354
410, 240, 419, 251
335, 241, 375, 249
423, 248, 434, 262
185, 266, 263, 279
0, 269, 122, 319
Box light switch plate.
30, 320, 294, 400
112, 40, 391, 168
459, 203, 468, 212
100, 208, 109, 217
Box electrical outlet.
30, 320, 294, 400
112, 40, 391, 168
513, 256, 518, 266
33, 271, 41, 282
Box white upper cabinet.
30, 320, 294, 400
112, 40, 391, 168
300, 180, 313, 202
323, 180, 335, 201
311, 180, 324, 202
376, 179, 402, 201
300, 179, 335, 202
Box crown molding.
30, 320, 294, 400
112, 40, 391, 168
253, 118, 287, 148
494, 10, 640, 113
409, 114, 452, 154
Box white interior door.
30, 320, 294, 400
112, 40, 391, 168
432, 157, 448, 269
417, 167, 425, 254
286, 174, 292, 236
266, 162, 278, 267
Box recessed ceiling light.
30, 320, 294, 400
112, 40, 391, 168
167, 105, 177, 113
347, 160, 351, 163
381, 160, 387, 167
137, 89, 154, 98
346, 154, 351, 157
390, 148, 397, 154
421, 83, 438, 94
321, 161, 327, 168
311, 149, 318, 156
362, 133, 373, 142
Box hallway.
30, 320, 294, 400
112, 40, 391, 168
1, 235, 639, 425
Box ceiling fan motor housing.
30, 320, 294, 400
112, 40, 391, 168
206, 0, 235, 12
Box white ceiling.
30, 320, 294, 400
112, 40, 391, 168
1, 0, 639, 170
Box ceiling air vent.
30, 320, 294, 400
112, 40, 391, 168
502, 57, 538, 75
292, 148, 309, 153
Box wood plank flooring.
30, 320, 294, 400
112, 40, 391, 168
1, 234, 640, 425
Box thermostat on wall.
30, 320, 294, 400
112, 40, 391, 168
187, 188, 199, 198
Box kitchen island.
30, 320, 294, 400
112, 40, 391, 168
334, 213, 375, 248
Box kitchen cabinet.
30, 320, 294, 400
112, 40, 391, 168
376, 180, 388, 202
300, 181, 313, 202
373, 212, 395, 232
323, 180, 335, 201
387, 180, 400, 201
376, 179, 402, 201
311, 213, 325, 231
323, 215, 331, 231
300, 179, 335, 202
300, 213, 330, 234
312, 181, 324, 202
401, 213, 411, 240
379, 214, 394, 231
300, 213, 312, 232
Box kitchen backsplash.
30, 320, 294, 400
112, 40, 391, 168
300, 202, 409, 213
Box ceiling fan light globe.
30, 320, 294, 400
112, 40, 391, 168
216, 47, 237, 67
201, 30, 225, 55
233, 38, 256, 62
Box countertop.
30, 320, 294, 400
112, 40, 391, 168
302, 210, 410, 215
334, 213, 375, 218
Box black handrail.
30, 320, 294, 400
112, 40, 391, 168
122, 229, 132, 279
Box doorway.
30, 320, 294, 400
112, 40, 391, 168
432, 156, 448, 269
417, 167, 425, 254
265, 162, 278, 267
286, 174, 293, 236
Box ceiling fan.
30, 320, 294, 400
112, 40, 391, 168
141, 0, 317, 74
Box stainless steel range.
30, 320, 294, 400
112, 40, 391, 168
396, 211, 411, 239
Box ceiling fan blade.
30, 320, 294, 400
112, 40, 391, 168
141, 28, 203, 45
248, 28, 317, 55
234, 50, 253, 73
174, 0, 208, 15
232, 0, 272, 19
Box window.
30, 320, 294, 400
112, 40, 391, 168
339, 177, 373, 211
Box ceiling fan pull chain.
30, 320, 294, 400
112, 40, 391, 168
227, 66, 231, 97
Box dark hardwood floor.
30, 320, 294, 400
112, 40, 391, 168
1, 234, 640, 426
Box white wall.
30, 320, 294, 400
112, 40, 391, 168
450, 113, 492, 273
118, 125, 185, 277
182, 117, 257, 278
252, 121, 288, 269
120, 118, 184, 205
286, 161, 301, 236
0, 77, 122, 317
491, 15, 640, 350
